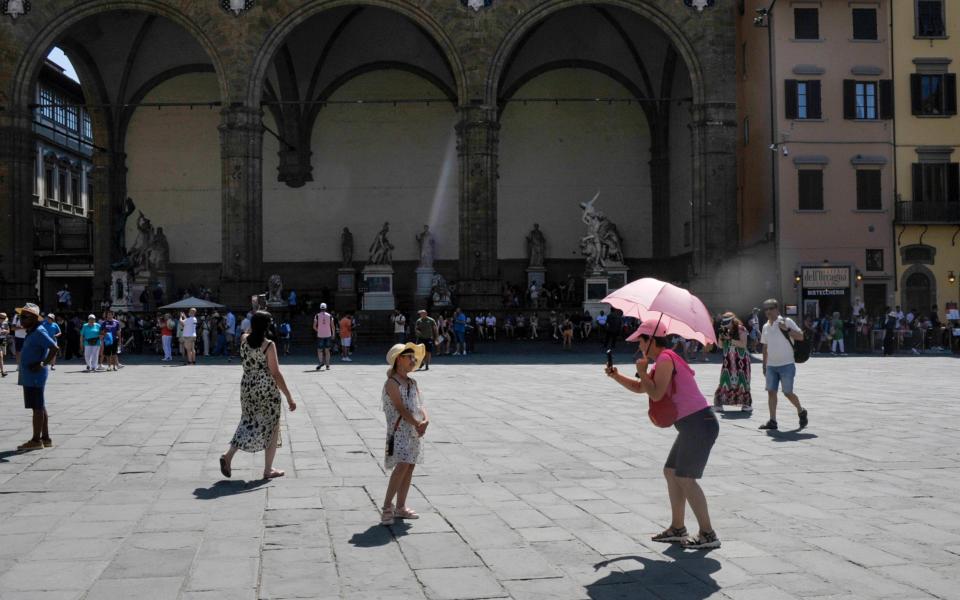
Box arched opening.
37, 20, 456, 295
14, 7, 226, 309
904, 270, 934, 315
255, 5, 462, 286
493, 4, 697, 284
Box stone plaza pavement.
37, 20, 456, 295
1, 352, 959, 599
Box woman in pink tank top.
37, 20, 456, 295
605, 318, 721, 550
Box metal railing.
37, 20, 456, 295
895, 201, 960, 223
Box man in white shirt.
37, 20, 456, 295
485, 313, 497, 341
313, 303, 335, 371
180, 308, 198, 365
759, 299, 808, 431
391, 309, 407, 344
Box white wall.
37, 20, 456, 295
262, 70, 459, 263
498, 70, 653, 261
125, 72, 222, 263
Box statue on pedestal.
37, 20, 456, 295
267, 274, 284, 306
126, 211, 171, 279
579, 194, 624, 270
416, 225, 436, 269
526, 223, 546, 268
111, 197, 137, 269
430, 273, 453, 305
368, 222, 394, 265
341, 227, 354, 266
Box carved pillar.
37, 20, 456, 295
219, 106, 264, 296
690, 102, 738, 274
455, 105, 500, 308
0, 110, 37, 305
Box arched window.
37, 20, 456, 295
905, 271, 932, 313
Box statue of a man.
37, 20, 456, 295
526, 223, 546, 268
368, 222, 394, 265
341, 227, 354, 266
150, 227, 170, 272
579, 194, 624, 268
112, 197, 136, 265
128, 211, 154, 274
416, 225, 436, 269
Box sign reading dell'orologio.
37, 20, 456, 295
801, 267, 852, 321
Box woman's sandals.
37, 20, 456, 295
682, 530, 721, 549
651, 526, 688, 543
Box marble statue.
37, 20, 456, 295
150, 227, 170, 273
368, 222, 394, 265
526, 223, 546, 268
430, 273, 452, 306
267, 274, 283, 306
126, 211, 170, 277
579, 194, 624, 270
341, 227, 354, 266
416, 225, 436, 269
111, 197, 136, 268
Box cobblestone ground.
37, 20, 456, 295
0, 350, 958, 600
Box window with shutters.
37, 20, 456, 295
916, 0, 946, 37
866, 249, 884, 272
786, 80, 822, 119
856, 82, 878, 119
852, 8, 878, 40
912, 163, 960, 204
794, 8, 819, 40
798, 170, 824, 210
856, 170, 882, 210
911, 73, 958, 116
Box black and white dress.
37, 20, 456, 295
383, 376, 424, 469
230, 340, 281, 452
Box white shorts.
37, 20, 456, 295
341, 338, 352, 347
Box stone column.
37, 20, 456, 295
90, 151, 127, 297
690, 102, 738, 275
219, 106, 264, 301
0, 110, 39, 305
455, 105, 500, 309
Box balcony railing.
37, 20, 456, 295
895, 201, 960, 224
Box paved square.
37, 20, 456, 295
1, 352, 959, 599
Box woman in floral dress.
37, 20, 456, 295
381, 343, 430, 525
713, 312, 752, 412
219, 311, 296, 480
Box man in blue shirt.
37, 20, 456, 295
15, 303, 58, 452
41, 313, 62, 370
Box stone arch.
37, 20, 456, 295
485, 0, 704, 107
246, 0, 468, 108
10, 0, 229, 113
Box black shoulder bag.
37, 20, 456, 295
779, 320, 810, 364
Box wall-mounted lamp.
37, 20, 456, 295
855, 270, 863, 286
949, 270, 957, 284
793, 271, 801, 288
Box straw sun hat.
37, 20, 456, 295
386, 342, 425, 373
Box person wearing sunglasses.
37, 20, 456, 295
759, 299, 808, 431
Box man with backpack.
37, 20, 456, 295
314, 303, 335, 371
759, 298, 809, 431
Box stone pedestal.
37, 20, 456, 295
415, 267, 435, 307
526, 267, 546, 288
110, 270, 132, 312
361, 265, 395, 311
130, 272, 173, 312
606, 265, 629, 292
583, 273, 611, 318
336, 267, 358, 311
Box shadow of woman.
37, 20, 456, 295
587, 548, 722, 599
192, 479, 270, 500
767, 430, 819, 442
348, 522, 411, 548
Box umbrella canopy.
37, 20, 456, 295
602, 278, 717, 345
159, 297, 225, 310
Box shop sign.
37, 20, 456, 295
802, 267, 850, 289
805, 288, 847, 297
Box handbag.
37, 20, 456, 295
778, 321, 810, 364
386, 416, 402, 456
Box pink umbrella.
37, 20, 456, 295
602, 278, 717, 345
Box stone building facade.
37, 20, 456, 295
0, 0, 740, 312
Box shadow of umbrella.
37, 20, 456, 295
349, 522, 411, 548
587, 549, 721, 600
193, 479, 270, 500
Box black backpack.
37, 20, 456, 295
779, 321, 810, 364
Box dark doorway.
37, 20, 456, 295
863, 283, 886, 319
904, 272, 933, 314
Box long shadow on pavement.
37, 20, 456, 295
349, 522, 411, 547
193, 479, 270, 500
587, 546, 721, 599
766, 430, 818, 442
0, 449, 22, 462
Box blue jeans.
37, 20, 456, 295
765, 363, 796, 394
213, 333, 226, 356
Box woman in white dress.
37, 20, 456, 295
381, 343, 430, 525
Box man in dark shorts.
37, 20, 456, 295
15, 303, 58, 452
414, 310, 439, 371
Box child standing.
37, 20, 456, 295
381, 343, 429, 525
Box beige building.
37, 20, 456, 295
739, 0, 896, 321
891, 0, 960, 320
